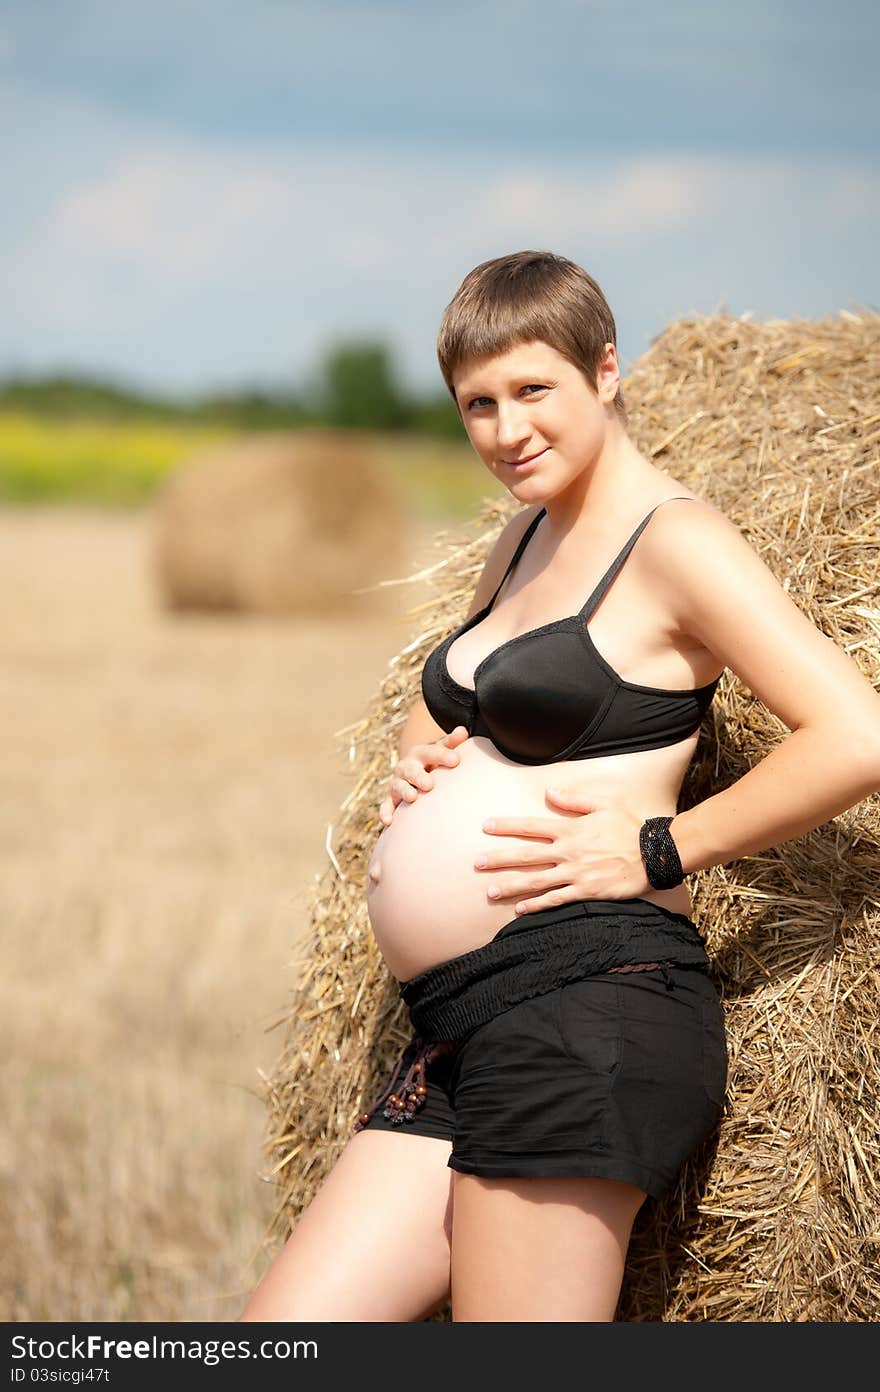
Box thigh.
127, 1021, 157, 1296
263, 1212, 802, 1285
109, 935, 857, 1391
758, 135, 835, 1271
451, 1171, 646, 1321
238, 1128, 454, 1322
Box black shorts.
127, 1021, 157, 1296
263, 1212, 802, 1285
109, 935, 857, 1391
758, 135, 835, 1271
358, 957, 728, 1203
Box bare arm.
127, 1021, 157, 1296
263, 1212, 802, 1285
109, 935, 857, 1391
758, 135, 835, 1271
649, 502, 880, 873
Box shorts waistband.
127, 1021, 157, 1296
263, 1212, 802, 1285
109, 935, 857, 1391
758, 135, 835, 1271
398, 898, 709, 1041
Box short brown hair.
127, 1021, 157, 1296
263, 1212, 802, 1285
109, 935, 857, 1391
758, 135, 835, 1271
436, 249, 627, 427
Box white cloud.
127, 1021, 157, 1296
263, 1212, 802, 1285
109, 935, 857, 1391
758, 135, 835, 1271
1, 82, 877, 391
473, 157, 716, 245
5, 132, 726, 330
54, 147, 295, 280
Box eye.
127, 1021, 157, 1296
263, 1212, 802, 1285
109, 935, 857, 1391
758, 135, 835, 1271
467, 384, 547, 411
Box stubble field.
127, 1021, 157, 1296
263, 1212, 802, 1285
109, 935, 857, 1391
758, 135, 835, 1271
0, 503, 442, 1321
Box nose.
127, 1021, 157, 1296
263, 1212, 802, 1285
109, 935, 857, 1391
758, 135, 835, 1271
495, 401, 534, 454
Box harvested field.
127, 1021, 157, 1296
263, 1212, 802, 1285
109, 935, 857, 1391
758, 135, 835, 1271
0, 502, 442, 1321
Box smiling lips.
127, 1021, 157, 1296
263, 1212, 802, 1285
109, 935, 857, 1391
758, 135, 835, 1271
504, 448, 547, 466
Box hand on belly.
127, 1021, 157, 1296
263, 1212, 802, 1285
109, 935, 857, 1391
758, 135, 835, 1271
367, 740, 470, 879
377, 726, 470, 830
366, 743, 691, 978
473, 783, 650, 915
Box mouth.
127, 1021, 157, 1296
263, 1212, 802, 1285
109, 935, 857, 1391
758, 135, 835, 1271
502, 448, 547, 468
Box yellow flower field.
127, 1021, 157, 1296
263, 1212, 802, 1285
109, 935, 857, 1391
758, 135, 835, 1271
0, 412, 233, 505
0, 411, 493, 516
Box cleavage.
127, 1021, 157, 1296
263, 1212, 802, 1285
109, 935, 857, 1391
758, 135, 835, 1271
445, 598, 566, 693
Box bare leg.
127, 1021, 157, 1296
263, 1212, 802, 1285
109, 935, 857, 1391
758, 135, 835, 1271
239, 1130, 454, 1321
450, 1173, 647, 1322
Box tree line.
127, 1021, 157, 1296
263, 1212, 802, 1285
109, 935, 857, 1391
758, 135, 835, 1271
0, 340, 464, 438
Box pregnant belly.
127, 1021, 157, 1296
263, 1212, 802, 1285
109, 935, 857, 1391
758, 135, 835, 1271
365, 737, 694, 982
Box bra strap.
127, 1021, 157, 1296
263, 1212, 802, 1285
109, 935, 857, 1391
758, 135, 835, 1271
485, 507, 547, 612
578, 496, 697, 618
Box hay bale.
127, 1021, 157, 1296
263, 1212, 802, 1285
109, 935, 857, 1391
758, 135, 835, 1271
150, 429, 407, 616
258, 310, 880, 1321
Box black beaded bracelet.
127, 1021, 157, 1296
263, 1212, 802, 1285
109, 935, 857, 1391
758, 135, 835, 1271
639, 815, 685, 890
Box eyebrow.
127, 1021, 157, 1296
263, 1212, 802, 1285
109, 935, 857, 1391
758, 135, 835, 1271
456, 373, 550, 397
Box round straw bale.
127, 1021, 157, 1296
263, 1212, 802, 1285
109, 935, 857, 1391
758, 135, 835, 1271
150, 429, 407, 616
258, 309, 880, 1321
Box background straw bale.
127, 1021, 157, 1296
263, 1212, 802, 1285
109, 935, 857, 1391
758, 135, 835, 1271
150, 428, 407, 616
258, 309, 880, 1321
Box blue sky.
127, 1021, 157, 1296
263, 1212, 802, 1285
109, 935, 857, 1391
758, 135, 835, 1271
2, 0, 877, 398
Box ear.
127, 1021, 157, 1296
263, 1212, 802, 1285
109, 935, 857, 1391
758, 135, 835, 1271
596, 343, 620, 402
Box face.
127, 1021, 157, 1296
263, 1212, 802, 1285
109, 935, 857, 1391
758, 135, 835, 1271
452, 338, 621, 499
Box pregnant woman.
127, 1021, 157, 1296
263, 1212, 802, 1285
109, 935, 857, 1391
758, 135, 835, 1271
240, 252, 880, 1322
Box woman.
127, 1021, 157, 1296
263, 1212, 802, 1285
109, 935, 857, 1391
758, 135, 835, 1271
240, 252, 880, 1322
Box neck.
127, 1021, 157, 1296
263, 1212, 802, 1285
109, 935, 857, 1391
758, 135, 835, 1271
538, 429, 656, 546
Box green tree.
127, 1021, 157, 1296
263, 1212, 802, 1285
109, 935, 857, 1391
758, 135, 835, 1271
316, 339, 409, 429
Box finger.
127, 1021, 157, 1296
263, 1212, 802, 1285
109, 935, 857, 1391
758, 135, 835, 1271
474, 848, 560, 871
393, 778, 418, 803
378, 797, 393, 824
445, 726, 470, 745
484, 868, 570, 903
403, 764, 432, 791
511, 890, 580, 915
481, 817, 560, 838
425, 747, 460, 769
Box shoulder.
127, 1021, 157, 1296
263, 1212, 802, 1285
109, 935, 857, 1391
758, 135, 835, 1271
644, 494, 763, 599
642, 494, 784, 639
463, 506, 542, 619
643, 495, 880, 736
490, 504, 544, 572
650, 491, 724, 523
502, 502, 545, 538
481, 502, 543, 578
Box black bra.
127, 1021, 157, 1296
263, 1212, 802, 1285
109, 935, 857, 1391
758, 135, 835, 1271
420, 496, 721, 764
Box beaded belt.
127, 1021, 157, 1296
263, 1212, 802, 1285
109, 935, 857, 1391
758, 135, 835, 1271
354, 898, 710, 1133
